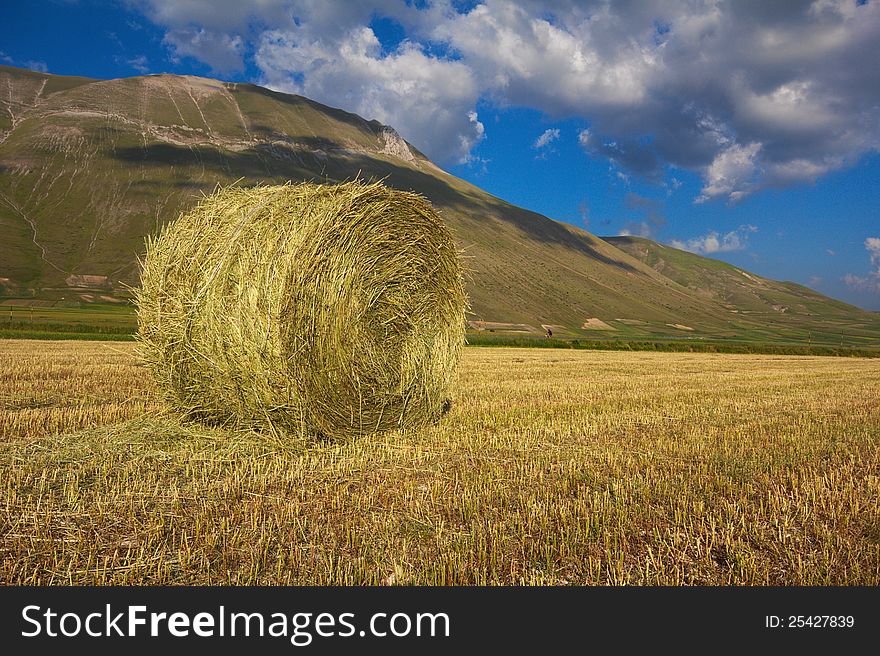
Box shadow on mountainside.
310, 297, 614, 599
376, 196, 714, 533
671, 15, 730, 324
110, 140, 638, 273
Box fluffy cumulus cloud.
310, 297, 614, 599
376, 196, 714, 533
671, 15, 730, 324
670, 225, 758, 254
133, 0, 310, 72
135, 0, 880, 181
696, 143, 762, 203
844, 237, 880, 292
164, 29, 245, 72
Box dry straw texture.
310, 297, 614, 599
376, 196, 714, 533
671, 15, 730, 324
137, 181, 466, 440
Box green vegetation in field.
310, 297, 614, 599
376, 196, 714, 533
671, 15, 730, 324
1, 301, 877, 357
1, 340, 878, 585
0, 302, 136, 339
465, 334, 880, 357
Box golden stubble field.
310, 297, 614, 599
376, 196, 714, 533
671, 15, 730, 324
1, 339, 878, 585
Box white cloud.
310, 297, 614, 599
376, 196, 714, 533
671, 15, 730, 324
577, 129, 591, 148
136, 0, 292, 34
127, 55, 150, 74
136, 0, 299, 73
134, 0, 880, 180
670, 225, 758, 255
845, 237, 880, 293
843, 273, 880, 293
431, 2, 654, 113
164, 28, 245, 73
866, 237, 880, 262
696, 143, 762, 203
533, 128, 559, 150
460, 110, 486, 164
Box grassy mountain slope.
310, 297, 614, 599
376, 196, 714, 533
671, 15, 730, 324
604, 236, 880, 346
1, 65, 878, 346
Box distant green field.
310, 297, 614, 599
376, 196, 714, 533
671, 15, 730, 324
2, 300, 878, 356
0, 301, 137, 340
465, 333, 880, 357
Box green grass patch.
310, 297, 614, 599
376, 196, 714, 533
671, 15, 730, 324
465, 333, 880, 358
0, 302, 137, 339
0, 329, 135, 341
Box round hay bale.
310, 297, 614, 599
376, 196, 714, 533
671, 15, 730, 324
136, 181, 466, 439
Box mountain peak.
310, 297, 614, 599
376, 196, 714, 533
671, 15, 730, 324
379, 126, 415, 162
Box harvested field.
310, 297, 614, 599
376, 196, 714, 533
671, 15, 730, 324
582, 318, 615, 330
1, 340, 878, 585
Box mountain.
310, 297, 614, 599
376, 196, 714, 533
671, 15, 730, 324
2, 64, 879, 346
603, 237, 880, 346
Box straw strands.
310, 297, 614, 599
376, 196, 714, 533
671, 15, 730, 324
136, 181, 466, 439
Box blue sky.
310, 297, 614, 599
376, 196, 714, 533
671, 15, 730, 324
2, 0, 879, 309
